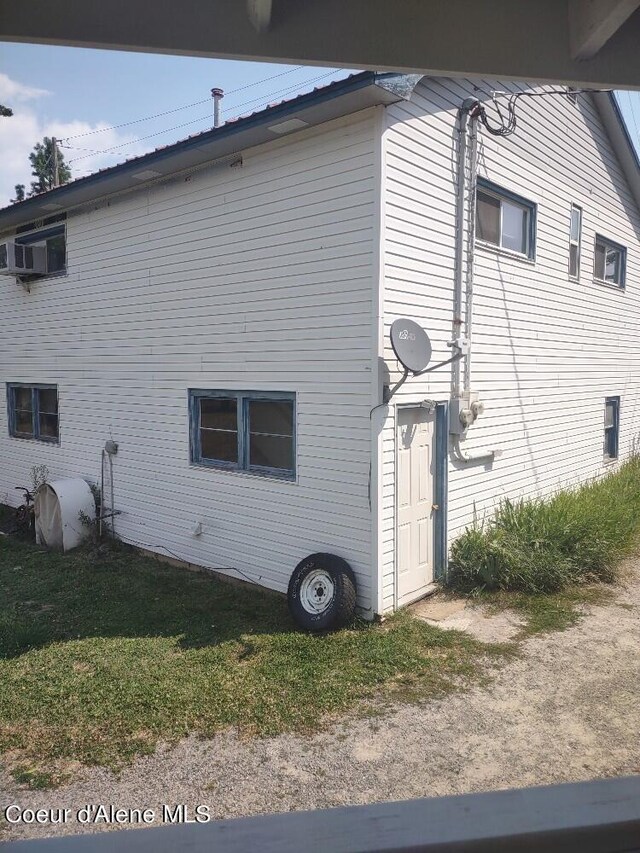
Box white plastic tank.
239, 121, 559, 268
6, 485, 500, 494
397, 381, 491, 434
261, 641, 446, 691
34, 478, 96, 552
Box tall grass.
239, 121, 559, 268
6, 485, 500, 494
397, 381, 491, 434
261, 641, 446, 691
447, 456, 640, 594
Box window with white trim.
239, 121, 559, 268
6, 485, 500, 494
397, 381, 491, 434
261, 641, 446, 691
569, 204, 582, 278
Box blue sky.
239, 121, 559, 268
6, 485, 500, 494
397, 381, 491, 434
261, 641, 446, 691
1, 42, 640, 206
0, 43, 354, 203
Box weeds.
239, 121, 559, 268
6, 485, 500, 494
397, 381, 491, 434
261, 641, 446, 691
447, 456, 640, 594
11, 765, 63, 790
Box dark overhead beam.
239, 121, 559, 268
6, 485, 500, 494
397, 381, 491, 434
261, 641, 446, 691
569, 0, 640, 60
2, 0, 640, 89
247, 0, 272, 33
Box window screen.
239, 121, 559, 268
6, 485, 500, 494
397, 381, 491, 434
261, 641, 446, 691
594, 236, 625, 287
604, 397, 620, 460
190, 391, 295, 479
476, 181, 535, 258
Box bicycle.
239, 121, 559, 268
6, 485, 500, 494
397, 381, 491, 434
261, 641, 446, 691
14, 486, 35, 535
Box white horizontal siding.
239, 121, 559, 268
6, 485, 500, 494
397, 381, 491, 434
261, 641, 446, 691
0, 110, 378, 613
379, 77, 640, 611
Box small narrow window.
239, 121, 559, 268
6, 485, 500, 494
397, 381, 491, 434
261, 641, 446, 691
594, 235, 626, 288
476, 180, 536, 259
604, 397, 620, 460
190, 390, 295, 479
7, 384, 59, 442
569, 205, 582, 278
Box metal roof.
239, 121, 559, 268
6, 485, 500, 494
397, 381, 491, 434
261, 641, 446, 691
0, 71, 419, 232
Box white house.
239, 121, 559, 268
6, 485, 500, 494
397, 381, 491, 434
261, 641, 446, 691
1, 73, 639, 627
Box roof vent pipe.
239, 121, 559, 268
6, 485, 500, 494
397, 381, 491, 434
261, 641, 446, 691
211, 88, 224, 128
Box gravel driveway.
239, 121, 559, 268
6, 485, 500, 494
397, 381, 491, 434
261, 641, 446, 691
2, 563, 639, 843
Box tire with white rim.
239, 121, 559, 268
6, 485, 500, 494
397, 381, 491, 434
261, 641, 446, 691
287, 553, 357, 632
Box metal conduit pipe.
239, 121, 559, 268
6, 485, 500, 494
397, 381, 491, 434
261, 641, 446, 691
463, 111, 479, 396
452, 99, 500, 464
451, 107, 468, 397
451, 433, 499, 463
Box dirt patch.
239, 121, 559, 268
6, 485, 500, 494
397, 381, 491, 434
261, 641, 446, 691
2, 563, 639, 842
410, 593, 526, 643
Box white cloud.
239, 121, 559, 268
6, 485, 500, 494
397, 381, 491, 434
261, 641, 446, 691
0, 74, 148, 206
0, 73, 50, 104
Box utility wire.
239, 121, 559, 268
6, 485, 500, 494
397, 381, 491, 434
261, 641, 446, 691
65, 68, 348, 165
60, 64, 308, 142
228, 68, 347, 113
60, 99, 210, 141
476, 87, 612, 137
63, 115, 214, 162
623, 90, 640, 149
114, 532, 263, 587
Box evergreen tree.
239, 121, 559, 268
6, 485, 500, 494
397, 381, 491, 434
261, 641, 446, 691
27, 137, 72, 196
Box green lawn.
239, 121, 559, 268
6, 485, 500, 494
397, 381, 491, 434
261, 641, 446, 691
0, 534, 503, 780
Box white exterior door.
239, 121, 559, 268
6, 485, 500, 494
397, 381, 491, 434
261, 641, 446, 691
396, 406, 436, 606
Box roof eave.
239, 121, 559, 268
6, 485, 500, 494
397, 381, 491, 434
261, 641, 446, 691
592, 90, 640, 215
0, 72, 420, 232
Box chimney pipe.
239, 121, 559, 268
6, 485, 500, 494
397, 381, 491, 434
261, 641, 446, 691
211, 88, 224, 128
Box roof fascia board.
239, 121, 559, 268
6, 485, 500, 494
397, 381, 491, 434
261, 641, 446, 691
0, 71, 417, 232
592, 91, 640, 215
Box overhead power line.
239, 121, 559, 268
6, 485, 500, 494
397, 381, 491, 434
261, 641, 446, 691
623, 90, 640, 148
476, 87, 612, 137
60, 64, 308, 142
64, 68, 348, 165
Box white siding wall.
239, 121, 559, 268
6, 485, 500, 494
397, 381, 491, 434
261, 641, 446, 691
0, 111, 379, 614
379, 78, 640, 612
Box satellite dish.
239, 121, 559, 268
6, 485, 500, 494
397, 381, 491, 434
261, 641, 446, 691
390, 319, 432, 373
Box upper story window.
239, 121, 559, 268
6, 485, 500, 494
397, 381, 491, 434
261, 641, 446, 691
569, 204, 582, 278
476, 179, 536, 259
189, 390, 296, 480
7, 383, 59, 442
594, 235, 626, 288
14, 223, 66, 276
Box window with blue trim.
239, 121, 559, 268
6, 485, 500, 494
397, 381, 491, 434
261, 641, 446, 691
189, 390, 295, 479
594, 235, 626, 288
476, 179, 536, 259
604, 397, 620, 460
15, 224, 66, 275
7, 384, 59, 442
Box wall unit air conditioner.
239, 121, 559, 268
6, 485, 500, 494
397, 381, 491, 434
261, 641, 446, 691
0, 241, 47, 276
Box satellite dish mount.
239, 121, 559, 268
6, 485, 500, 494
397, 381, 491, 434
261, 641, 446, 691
384, 319, 465, 402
